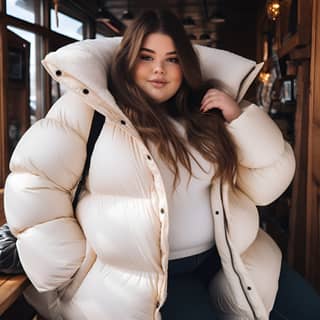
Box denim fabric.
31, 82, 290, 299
161, 247, 320, 320
270, 262, 320, 320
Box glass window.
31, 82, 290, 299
7, 26, 44, 124
6, 0, 41, 24
50, 9, 84, 40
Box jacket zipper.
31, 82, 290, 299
219, 182, 258, 320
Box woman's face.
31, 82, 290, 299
133, 33, 183, 103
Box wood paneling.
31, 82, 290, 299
0, 22, 7, 186
0, 188, 4, 225
305, 0, 320, 292
287, 60, 310, 275
313, 125, 320, 184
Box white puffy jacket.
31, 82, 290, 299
4, 38, 295, 320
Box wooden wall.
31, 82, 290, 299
305, 0, 320, 291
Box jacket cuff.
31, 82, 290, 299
226, 104, 284, 168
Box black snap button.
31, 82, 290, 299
55, 70, 62, 76
147, 155, 152, 160
156, 301, 160, 308
160, 208, 165, 214
247, 286, 252, 290
215, 211, 219, 215
82, 88, 89, 95
120, 120, 126, 125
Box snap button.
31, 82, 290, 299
55, 70, 62, 76
82, 88, 89, 95
160, 208, 165, 214
120, 120, 126, 125
147, 155, 152, 160
215, 210, 219, 215
247, 286, 252, 291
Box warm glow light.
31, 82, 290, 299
259, 72, 271, 83
267, 0, 281, 21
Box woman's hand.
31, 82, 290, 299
200, 89, 241, 123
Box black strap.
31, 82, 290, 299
72, 111, 105, 210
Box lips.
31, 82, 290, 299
148, 79, 168, 88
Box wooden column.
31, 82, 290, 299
287, 59, 310, 275
305, 0, 320, 291
0, 21, 8, 223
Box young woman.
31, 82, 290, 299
4, 9, 320, 320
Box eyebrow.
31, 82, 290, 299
140, 48, 177, 55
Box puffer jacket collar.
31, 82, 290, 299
41, 37, 263, 129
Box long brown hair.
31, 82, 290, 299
109, 9, 238, 187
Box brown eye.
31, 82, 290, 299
167, 57, 179, 64
140, 55, 153, 61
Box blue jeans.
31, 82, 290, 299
160, 247, 320, 319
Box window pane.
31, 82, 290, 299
6, 0, 40, 24
50, 9, 83, 40
7, 26, 44, 124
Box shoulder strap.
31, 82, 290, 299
72, 110, 105, 210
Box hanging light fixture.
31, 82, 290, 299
266, 0, 281, 21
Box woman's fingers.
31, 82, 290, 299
201, 90, 226, 111
201, 89, 220, 105
200, 97, 222, 112
200, 89, 241, 122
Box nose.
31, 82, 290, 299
153, 61, 165, 74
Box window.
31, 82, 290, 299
0, 0, 95, 184
50, 9, 84, 40
6, 0, 41, 24
7, 26, 44, 123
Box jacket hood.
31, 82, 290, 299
42, 37, 263, 116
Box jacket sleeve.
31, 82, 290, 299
226, 101, 296, 206
4, 91, 94, 292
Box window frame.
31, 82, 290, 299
0, 0, 97, 215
